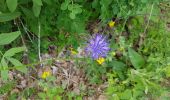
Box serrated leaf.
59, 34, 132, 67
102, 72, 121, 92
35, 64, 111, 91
7, 57, 27, 73
32, 0, 42, 6
3, 47, 26, 57
0, 31, 21, 45
6, 0, 18, 12
128, 48, 145, 69
32, 2, 41, 17
0, 12, 21, 22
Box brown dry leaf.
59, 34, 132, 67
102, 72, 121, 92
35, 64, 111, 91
51, 66, 58, 76
73, 87, 80, 95
10, 88, 20, 94
9, 71, 14, 80
21, 79, 27, 88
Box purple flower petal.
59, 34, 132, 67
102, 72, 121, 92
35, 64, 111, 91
85, 34, 110, 59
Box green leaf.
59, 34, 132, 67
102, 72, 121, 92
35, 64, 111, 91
74, 7, 82, 14
1, 70, 8, 81
7, 57, 27, 73
32, 0, 43, 6
141, 0, 147, 3
6, 0, 18, 12
120, 89, 132, 99
128, 48, 145, 69
42, 0, 52, 5
0, 12, 21, 22
3, 47, 26, 57
21, 6, 34, 19
1, 58, 8, 81
0, 31, 21, 45
32, 2, 41, 17
38, 92, 46, 99
69, 12, 75, 19
60, 0, 70, 10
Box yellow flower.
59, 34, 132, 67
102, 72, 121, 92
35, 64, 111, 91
70, 47, 78, 55
96, 57, 105, 65
108, 20, 115, 28
41, 71, 51, 79
71, 50, 77, 55
119, 47, 125, 52
43, 87, 48, 92
93, 28, 99, 33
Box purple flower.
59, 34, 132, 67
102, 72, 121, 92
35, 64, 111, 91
85, 34, 110, 59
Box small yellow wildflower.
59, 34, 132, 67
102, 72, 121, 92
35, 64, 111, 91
71, 50, 77, 55
43, 87, 48, 92
93, 28, 99, 33
70, 47, 78, 55
108, 20, 115, 28
96, 57, 105, 65
119, 47, 125, 52
41, 71, 51, 79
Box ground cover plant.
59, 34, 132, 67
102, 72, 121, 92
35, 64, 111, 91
0, 0, 170, 99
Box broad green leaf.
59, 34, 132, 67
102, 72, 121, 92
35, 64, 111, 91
3, 47, 26, 57
7, 57, 27, 73
0, 12, 21, 22
6, 0, 18, 12
0, 31, 21, 45
32, 2, 41, 17
1, 58, 8, 67
1, 58, 8, 81
1, 70, 8, 81
32, 0, 42, 6
128, 48, 145, 69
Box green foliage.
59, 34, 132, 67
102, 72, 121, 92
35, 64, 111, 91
0, 12, 21, 22
0, 31, 21, 45
0, 0, 170, 99
6, 0, 18, 12
32, 0, 42, 17
0, 81, 16, 95
0, 31, 27, 80
38, 76, 64, 99
128, 48, 145, 69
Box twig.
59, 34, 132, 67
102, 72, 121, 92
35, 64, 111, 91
144, 4, 154, 34
14, 19, 28, 52
38, 21, 42, 67
136, 4, 154, 49
19, 18, 34, 43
